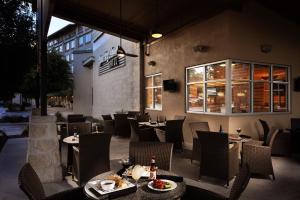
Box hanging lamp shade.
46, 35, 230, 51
151, 30, 162, 39
117, 45, 126, 57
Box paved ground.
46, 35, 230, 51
0, 127, 300, 199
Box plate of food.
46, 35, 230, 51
123, 165, 150, 178
148, 179, 177, 192
88, 174, 135, 195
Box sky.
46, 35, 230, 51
48, 17, 73, 36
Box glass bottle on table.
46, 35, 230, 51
149, 155, 157, 180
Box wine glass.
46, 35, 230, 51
131, 165, 144, 187
236, 128, 241, 136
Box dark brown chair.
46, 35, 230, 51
67, 114, 85, 123
197, 131, 239, 186
72, 133, 112, 186
102, 114, 112, 120
67, 122, 91, 136
129, 142, 173, 171
103, 119, 115, 135
182, 164, 251, 200
189, 122, 210, 163
18, 163, 86, 200
113, 114, 131, 137
243, 129, 279, 180
165, 119, 185, 151
136, 113, 150, 122
127, 111, 140, 119
128, 119, 158, 142
291, 118, 300, 154
257, 119, 291, 156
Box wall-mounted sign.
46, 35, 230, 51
98, 46, 126, 76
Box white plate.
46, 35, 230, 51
88, 179, 135, 195
147, 179, 177, 192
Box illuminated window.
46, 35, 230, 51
71, 40, 75, 48
65, 42, 70, 51
85, 33, 92, 43
79, 36, 84, 46
145, 74, 162, 110
186, 60, 290, 114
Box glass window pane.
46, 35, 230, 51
232, 82, 250, 113
188, 84, 204, 112
206, 62, 226, 80
85, 33, 92, 43
188, 67, 204, 82
231, 62, 250, 80
145, 89, 153, 108
206, 82, 226, 113
273, 83, 288, 112
71, 40, 75, 48
253, 64, 270, 81
253, 82, 270, 112
145, 77, 153, 87
154, 88, 162, 109
79, 36, 84, 46
153, 75, 161, 87
273, 66, 288, 82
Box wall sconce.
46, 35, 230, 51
193, 45, 209, 53
260, 44, 272, 53
148, 60, 156, 66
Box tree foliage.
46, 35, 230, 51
0, 0, 36, 100
21, 51, 73, 107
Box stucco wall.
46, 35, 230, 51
144, 2, 300, 148
73, 51, 93, 115
92, 34, 140, 118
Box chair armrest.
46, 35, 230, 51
229, 143, 239, 178
248, 140, 264, 145
243, 142, 271, 154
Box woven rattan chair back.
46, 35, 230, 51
129, 119, 139, 142
114, 114, 131, 137
103, 119, 115, 135
18, 163, 46, 200
129, 142, 173, 171
189, 122, 210, 138
67, 122, 91, 136
102, 114, 112, 120
229, 164, 251, 200
67, 114, 85, 123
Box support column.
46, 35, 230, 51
139, 42, 145, 113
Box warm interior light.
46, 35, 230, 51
237, 92, 245, 97
217, 91, 224, 97
151, 32, 162, 39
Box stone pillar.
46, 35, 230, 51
27, 112, 62, 183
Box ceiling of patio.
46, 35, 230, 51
52, 0, 300, 42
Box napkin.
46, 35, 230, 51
156, 175, 183, 182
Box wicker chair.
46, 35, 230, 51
129, 142, 173, 171
128, 119, 158, 142
114, 114, 131, 137
67, 122, 91, 136
166, 119, 185, 151
257, 119, 291, 156
127, 111, 140, 119
243, 129, 279, 180
67, 114, 85, 123
103, 119, 115, 135
102, 114, 112, 120
18, 163, 86, 200
291, 118, 300, 154
197, 131, 239, 186
72, 133, 112, 186
189, 122, 210, 163
182, 164, 250, 200
136, 113, 150, 122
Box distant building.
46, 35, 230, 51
47, 24, 99, 110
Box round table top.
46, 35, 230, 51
84, 170, 186, 200
63, 135, 79, 144
138, 122, 166, 128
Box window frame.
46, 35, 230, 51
185, 59, 290, 115
145, 73, 162, 111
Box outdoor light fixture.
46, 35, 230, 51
117, 0, 126, 57
151, 0, 162, 39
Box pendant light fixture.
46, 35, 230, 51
117, 0, 126, 57
151, 0, 162, 39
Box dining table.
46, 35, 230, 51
138, 122, 166, 128
84, 169, 186, 200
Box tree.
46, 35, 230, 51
21, 51, 73, 108
0, 0, 36, 101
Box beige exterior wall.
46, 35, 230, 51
73, 51, 93, 115
144, 2, 300, 148
92, 34, 140, 118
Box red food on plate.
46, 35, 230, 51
152, 179, 172, 189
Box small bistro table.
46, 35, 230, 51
138, 122, 166, 128
63, 135, 79, 145
84, 169, 186, 200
